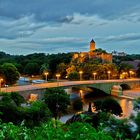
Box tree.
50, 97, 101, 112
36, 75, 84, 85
40, 63, 49, 74
1, 63, 20, 85
57, 63, 67, 78
24, 62, 40, 76
94, 98, 122, 116
44, 88, 70, 119
68, 71, 79, 80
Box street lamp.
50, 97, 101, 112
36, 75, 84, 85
0, 78, 3, 92
44, 72, 49, 82
79, 71, 83, 81
56, 74, 61, 86
93, 72, 97, 80
107, 71, 111, 80
129, 70, 134, 78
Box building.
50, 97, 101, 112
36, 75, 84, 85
72, 39, 112, 63
112, 51, 127, 56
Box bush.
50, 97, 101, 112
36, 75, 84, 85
0, 94, 51, 127
11, 92, 25, 106
0, 120, 114, 140
24, 101, 52, 127
44, 88, 70, 119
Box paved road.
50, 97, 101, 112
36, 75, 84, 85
1, 79, 140, 93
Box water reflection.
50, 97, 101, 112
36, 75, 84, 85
65, 87, 133, 118
118, 99, 133, 117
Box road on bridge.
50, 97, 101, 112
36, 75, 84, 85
1, 79, 140, 93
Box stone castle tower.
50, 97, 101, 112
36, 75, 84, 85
90, 39, 96, 51
72, 39, 112, 63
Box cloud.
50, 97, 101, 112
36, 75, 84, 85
0, 0, 140, 55
119, 12, 140, 23
98, 33, 140, 43
0, 14, 46, 39
58, 13, 108, 26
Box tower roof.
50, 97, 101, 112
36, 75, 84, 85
90, 39, 95, 43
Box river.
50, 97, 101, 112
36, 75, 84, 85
60, 87, 137, 123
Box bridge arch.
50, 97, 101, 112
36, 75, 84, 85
71, 86, 109, 98
120, 83, 131, 90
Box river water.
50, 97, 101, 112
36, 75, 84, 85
60, 87, 136, 122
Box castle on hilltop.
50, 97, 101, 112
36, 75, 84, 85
73, 39, 112, 63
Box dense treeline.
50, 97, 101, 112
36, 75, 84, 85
0, 51, 140, 85
0, 52, 73, 75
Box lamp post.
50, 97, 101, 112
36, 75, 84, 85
93, 72, 97, 80
107, 71, 111, 80
0, 78, 3, 92
56, 74, 61, 86
129, 70, 134, 79
44, 72, 49, 82
79, 71, 83, 81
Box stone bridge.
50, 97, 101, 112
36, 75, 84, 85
1, 79, 140, 99
74, 80, 140, 95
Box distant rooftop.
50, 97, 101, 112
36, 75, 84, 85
90, 39, 95, 43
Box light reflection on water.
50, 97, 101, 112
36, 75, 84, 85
65, 88, 134, 118
117, 98, 133, 117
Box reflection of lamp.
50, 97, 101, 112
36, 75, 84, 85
79, 90, 83, 98
107, 71, 111, 80
44, 72, 49, 81
93, 72, 97, 80
79, 71, 83, 81
56, 74, 61, 86
0, 78, 3, 92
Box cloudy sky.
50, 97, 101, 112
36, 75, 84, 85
0, 0, 140, 55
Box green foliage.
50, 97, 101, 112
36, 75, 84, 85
106, 116, 133, 139
0, 99, 22, 124
72, 99, 83, 111
11, 92, 25, 106
23, 101, 52, 127
134, 113, 140, 133
24, 62, 40, 76
44, 88, 70, 119
133, 97, 140, 110
57, 63, 67, 78
118, 62, 134, 74
94, 98, 122, 116
0, 120, 113, 140
94, 48, 107, 54
40, 63, 49, 74
0, 94, 51, 127
68, 71, 79, 80
1, 63, 20, 85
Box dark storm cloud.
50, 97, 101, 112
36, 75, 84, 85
0, 0, 140, 22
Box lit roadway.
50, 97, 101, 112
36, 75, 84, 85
1, 79, 140, 93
